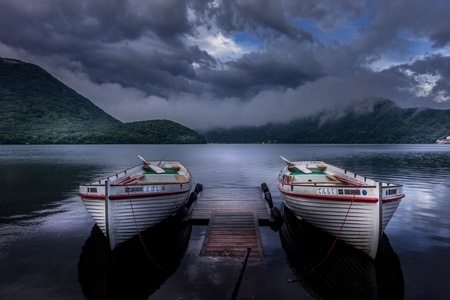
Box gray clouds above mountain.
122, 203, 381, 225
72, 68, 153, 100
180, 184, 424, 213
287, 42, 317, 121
1, 0, 449, 129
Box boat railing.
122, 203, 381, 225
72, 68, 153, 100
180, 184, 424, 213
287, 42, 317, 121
381, 182, 402, 187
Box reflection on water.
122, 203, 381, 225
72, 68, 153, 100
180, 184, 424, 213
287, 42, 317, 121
78, 216, 191, 300
279, 204, 404, 300
1, 144, 449, 299
0, 161, 104, 222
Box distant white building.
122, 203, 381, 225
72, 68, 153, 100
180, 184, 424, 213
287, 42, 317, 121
436, 136, 450, 144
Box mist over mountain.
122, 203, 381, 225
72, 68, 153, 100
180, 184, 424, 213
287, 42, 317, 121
202, 98, 450, 143
1, 57, 448, 144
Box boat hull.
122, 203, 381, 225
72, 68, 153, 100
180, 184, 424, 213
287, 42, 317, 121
278, 203, 405, 299
279, 188, 382, 258
277, 160, 404, 259
80, 189, 191, 248
79, 160, 193, 249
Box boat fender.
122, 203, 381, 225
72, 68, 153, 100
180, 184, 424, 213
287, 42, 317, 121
270, 206, 282, 222
195, 183, 203, 193
261, 182, 269, 192
187, 192, 197, 208
269, 206, 283, 231
176, 206, 189, 220
264, 191, 273, 208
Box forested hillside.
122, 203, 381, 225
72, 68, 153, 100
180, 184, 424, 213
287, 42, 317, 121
0, 58, 206, 144
203, 99, 450, 144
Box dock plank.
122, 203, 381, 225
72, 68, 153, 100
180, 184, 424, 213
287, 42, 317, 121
187, 186, 272, 224
200, 211, 265, 260
186, 186, 273, 261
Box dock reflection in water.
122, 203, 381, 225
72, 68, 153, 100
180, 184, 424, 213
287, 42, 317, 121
279, 204, 404, 300
78, 216, 191, 300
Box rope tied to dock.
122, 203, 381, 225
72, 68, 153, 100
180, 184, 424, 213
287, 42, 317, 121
127, 193, 163, 270
295, 183, 361, 281
267, 177, 279, 189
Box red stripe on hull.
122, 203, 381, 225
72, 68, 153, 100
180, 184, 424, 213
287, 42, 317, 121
382, 195, 405, 203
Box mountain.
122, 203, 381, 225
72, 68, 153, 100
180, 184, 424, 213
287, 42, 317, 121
202, 99, 450, 144
0, 58, 206, 144
2, 57, 449, 144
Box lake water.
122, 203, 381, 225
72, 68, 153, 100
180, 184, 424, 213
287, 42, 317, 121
0, 144, 449, 299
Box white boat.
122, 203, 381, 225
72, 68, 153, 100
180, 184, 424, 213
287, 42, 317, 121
78, 155, 194, 249
436, 136, 450, 144
277, 156, 405, 259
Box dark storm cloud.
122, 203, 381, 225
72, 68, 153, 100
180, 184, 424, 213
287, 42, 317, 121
198, 48, 324, 98
80, 43, 214, 98
353, 1, 450, 59
0, 0, 321, 99
0, 0, 203, 94
284, 0, 366, 29
388, 55, 450, 106
192, 0, 314, 41
1, 0, 192, 43
0, 0, 449, 129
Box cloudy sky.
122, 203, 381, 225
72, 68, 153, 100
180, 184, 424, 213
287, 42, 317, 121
1, 0, 450, 130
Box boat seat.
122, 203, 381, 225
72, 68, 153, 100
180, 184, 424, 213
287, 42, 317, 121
125, 174, 145, 184
325, 174, 343, 183
115, 176, 131, 185
116, 174, 145, 185
291, 181, 345, 185
316, 163, 327, 170
176, 174, 188, 182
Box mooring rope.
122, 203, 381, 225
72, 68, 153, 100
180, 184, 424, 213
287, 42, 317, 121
296, 184, 360, 280
268, 177, 279, 188
268, 172, 361, 280
128, 193, 163, 270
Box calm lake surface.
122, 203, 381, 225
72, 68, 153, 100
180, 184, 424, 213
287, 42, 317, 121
0, 144, 449, 299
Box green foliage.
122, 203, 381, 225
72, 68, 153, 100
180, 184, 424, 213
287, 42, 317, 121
203, 100, 450, 144
0, 58, 206, 144
105, 120, 206, 144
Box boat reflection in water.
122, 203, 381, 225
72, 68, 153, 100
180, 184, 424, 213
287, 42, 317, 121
279, 204, 404, 300
78, 214, 191, 300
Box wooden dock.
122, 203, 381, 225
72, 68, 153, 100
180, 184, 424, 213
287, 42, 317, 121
186, 185, 274, 261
